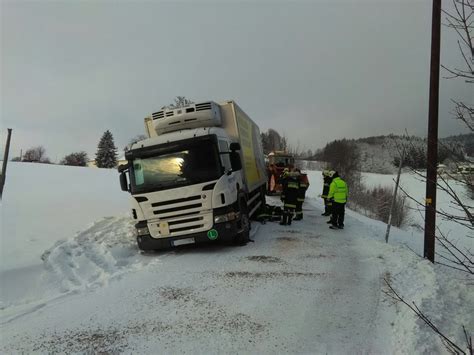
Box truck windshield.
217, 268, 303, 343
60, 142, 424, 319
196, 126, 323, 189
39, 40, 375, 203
130, 140, 221, 194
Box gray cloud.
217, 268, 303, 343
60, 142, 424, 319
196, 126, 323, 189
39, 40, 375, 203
1, 1, 470, 161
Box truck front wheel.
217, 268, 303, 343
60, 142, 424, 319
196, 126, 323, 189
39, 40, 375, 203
234, 199, 250, 245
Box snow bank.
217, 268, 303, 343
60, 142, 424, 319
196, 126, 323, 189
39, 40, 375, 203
302, 168, 473, 353
0, 215, 161, 325
40, 216, 141, 293
0, 162, 130, 272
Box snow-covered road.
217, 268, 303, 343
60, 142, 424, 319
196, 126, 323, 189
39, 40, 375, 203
1, 199, 396, 354
2, 163, 472, 353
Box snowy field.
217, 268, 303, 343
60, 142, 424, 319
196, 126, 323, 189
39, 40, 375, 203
0, 162, 472, 353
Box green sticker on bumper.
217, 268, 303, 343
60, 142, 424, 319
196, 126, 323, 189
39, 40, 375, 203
207, 229, 218, 240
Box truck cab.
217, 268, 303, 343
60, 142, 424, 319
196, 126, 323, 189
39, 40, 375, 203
119, 101, 266, 250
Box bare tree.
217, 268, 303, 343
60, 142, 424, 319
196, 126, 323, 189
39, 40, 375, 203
395, 138, 474, 273
60, 152, 88, 167
384, 278, 473, 354
287, 139, 302, 157
280, 135, 288, 151
163, 96, 194, 109
22, 146, 51, 163
261, 129, 284, 153
268, 129, 282, 151
316, 139, 361, 184
441, 0, 473, 129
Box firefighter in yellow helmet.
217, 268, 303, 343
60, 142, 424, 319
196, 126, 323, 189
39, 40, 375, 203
294, 169, 309, 220
279, 168, 299, 225
321, 170, 332, 216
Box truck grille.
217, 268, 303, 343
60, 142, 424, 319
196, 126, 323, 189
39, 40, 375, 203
152, 111, 164, 120
153, 203, 202, 216
148, 194, 211, 237
195, 102, 212, 111
151, 195, 201, 209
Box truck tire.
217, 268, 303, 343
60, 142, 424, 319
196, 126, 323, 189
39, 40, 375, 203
137, 237, 154, 252
234, 198, 250, 245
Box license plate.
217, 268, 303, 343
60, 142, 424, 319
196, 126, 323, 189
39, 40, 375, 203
172, 238, 195, 246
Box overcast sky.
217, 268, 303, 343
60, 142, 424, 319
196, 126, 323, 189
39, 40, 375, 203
1, 0, 471, 161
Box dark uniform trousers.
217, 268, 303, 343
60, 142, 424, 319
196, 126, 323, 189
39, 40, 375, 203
322, 179, 331, 215
295, 184, 308, 220
331, 202, 345, 227
281, 179, 299, 225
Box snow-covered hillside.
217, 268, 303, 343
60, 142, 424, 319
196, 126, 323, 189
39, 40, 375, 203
311, 134, 471, 174
0, 163, 472, 353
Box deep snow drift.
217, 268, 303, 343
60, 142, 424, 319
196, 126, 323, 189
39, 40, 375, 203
1, 162, 472, 354
0, 162, 130, 272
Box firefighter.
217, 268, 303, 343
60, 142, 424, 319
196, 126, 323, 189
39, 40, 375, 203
294, 169, 309, 220
256, 204, 283, 223
321, 170, 332, 216
280, 168, 299, 225
327, 171, 348, 229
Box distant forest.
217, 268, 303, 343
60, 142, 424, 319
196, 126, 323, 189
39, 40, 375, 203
311, 134, 472, 173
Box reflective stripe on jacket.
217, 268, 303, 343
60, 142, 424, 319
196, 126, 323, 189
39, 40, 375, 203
328, 177, 348, 203
282, 175, 299, 207
299, 174, 309, 189
287, 181, 299, 189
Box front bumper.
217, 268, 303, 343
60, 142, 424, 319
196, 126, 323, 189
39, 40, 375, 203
136, 220, 239, 251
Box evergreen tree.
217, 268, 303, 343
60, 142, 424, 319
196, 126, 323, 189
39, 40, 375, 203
95, 130, 118, 168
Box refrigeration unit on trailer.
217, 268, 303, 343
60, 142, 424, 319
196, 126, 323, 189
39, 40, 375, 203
118, 100, 267, 250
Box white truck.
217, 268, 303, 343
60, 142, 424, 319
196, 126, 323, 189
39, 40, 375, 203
118, 100, 267, 251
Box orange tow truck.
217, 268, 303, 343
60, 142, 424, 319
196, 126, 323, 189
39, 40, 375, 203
266, 151, 295, 195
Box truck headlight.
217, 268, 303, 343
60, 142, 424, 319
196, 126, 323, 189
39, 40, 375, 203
136, 226, 149, 236
214, 212, 238, 224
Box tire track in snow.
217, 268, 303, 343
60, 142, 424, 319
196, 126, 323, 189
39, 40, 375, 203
41, 216, 152, 292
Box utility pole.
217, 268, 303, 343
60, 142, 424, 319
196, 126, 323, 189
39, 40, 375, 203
0, 129, 13, 199
424, 0, 441, 263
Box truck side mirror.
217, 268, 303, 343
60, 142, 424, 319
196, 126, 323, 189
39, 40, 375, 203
230, 151, 242, 171
119, 172, 129, 192
118, 163, 129, 173
229, 142, 241, 151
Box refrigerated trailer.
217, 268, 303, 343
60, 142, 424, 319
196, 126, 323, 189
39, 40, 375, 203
118, 100, 267, 250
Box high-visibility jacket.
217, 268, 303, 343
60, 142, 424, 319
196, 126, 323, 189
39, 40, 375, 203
328, 177, 348, 203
